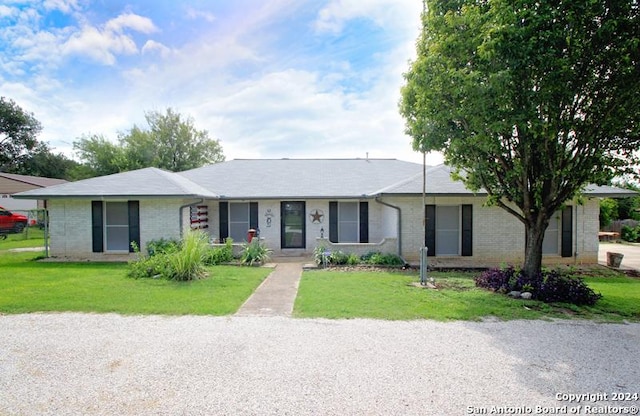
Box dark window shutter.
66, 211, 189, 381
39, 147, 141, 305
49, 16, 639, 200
91, 201, 103, 253
329, 201, 338, 243
561, 206, 573, 257
425, 205, 436, 257
219, 202, 229, 241
249, 202, 259, 230
128, 201, 140, 253
359, 201, 369, 243
461, 204, 473, 256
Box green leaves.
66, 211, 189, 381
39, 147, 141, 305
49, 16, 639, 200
400, 0, 640, 275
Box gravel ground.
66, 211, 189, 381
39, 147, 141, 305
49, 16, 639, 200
1, 314, 639, 416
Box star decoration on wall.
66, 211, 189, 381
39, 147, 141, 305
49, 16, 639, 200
310, 209, 324, 224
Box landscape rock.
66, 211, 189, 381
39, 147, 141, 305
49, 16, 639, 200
508, 291, 521, 298
521, 292, 533, 300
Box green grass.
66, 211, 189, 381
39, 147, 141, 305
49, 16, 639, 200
0, 227, 45, 250
0, 251, 270, 315
294, 269, 640, 321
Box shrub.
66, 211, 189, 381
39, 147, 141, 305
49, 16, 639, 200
167, 230, 210, 281
240, 240, 272, 266
475, 267, 602, 306
621, 225, 639, 242
346, 253, 360, 265
329, 250, 349, 265
146, 238, 180, 256
313, 244, 329, 265
127, 231, 209, 281
206, 238, 234, 265
366, 252, 405, 266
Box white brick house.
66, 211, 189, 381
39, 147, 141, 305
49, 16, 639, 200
13, 159, 634, 265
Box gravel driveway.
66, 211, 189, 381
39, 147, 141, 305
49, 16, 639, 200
1, 314, 639, 415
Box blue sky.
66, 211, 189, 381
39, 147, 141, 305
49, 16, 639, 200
0, 0, 443, 165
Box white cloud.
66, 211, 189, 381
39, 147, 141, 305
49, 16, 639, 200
104, 13, 157, 34
141, 40, 171, 58
61, 13, 158, 65
314, 0, 419, 34
62, 25, 137, 65
185, 7, 216, 23
42, 0, 81, 14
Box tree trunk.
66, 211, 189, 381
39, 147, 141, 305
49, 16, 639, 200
522, 220, 547, 278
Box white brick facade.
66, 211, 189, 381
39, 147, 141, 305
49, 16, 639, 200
47, 195, 600, 265
47, 198, 192, 259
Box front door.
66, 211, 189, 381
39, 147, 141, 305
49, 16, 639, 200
281, 201, 305, 249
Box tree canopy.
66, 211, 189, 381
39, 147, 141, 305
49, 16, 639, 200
0, 97, 43, 172
400, 0, 640, 276
73, 108, 225, 178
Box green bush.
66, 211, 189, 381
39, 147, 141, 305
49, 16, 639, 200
128, 231, 210, 280
206, 238, 234, 265
621, 225, 640, 242
240, 240, 272, 266
329, 250, 349, 265
366, 252, 405, 266
167, 231, 210, 281
146, 238, 180, 256
346, 253, 360, 265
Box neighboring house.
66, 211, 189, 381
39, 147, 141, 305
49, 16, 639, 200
0, 172, 67, 211
13, 159, 635, 264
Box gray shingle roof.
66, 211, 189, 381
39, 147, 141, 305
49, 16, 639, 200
374, 164, 478, 195
12, 159, 635, 200
179, 159, 424, 199
13, 167, 218, 199
0, 172, 67, 187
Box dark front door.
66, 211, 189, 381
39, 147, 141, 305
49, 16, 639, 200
281, 201, 305, 249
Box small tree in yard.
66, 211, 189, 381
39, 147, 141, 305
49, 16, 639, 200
401, 0, 640, 278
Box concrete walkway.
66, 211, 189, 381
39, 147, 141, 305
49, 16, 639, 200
235, 262, 303, 317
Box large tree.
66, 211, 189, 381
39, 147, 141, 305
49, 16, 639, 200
401, 0, 640, 277
120, 108, 225, 172
73, 108, 224, 176
0, 97, 42, 172
8, 142, 80, 180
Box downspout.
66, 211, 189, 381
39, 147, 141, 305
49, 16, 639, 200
179, 198, 205, 237
374, 196, 402, 257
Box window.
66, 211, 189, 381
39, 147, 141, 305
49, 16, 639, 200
105, 202, 130, 251
435, 206, 459, 255
543, 212, 560, 254
229, 203, 249, 242
91, 200, 139, 253
329, 201, 368, 243
425, 204, 472, 257
338, 202, 358, 243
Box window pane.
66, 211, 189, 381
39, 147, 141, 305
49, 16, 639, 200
106, 226, 129, 251
230, 203, 249, 222
543, 213, 559, 254
338, 202, 358, 243
436, 206, 459, 255
229, 203, 249, 241
230, 223, 249, 242
339, 202, 358, 221
106, 202, 128, 226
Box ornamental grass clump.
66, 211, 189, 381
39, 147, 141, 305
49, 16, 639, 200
475, 267, 602, 306
128, 230, 210, 281
167, 230, 210, 281
240, 240, 272, 266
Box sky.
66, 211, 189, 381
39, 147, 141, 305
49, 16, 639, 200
0, 0, 443, 166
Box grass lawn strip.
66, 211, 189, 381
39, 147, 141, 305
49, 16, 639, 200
0, 252, 270, 315
294, 269, 640, 322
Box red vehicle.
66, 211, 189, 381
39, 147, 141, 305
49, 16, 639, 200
0, 206, 28, 239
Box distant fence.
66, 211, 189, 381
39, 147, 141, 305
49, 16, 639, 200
0, 208, 48, 241
602, 219, 639, 233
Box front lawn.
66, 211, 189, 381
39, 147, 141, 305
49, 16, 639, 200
294, 269, 640, 322
0, 227, 45, 250
0, 252, 270, 315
